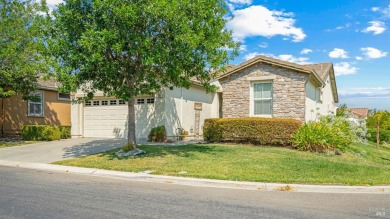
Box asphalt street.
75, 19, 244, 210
0, 166, 389, 219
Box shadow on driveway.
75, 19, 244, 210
62, 138, 126, 159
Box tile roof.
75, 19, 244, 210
36, 74, 61, 90
348, 108, 369, 118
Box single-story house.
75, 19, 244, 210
70, 55, 338, 140
348, 108, 369, 119
0, 79, 71, 135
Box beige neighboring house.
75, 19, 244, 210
0, 79, 71, 135
216, 55, 338, 122
71, 55, 338, 140
348, 108, 369, 119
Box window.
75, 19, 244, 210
28, 91, 44, 117
137, 99, 145, 104
147, 98, 155, 104
101, 100, 108, 105
85, 101, 92, 106
252, 82, 272, 116
58, 93, 71, 101
118, 100, 126, 105
93, 101, 100, 106
110, 100, 117, 105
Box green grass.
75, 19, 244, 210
53, 142, 390, 185
0, 141, 34, 149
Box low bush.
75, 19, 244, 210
22, 125, 71, 141
59, 126, 71, 139
292, 116, 354, 152
203, 118, 301, 146
148, 126, 167, 142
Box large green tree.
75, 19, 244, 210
50, 0, 238, 150
0, 0, 50, 99
367, 110, 390, 148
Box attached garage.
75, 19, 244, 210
81, 98, 158, 140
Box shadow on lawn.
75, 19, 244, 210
100, 144, 224, 160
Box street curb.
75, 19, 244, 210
1, 159, 390, 194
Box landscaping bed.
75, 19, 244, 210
53, 142, 390, 185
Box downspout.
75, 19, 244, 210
180, 87, 183, 127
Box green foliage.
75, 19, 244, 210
367, 128, 390, 143
366, 110, 390, 144
292, 116, 354, 152
22, 125, 70, 141
58, 126, 71, 139
336, 103, 348, 117
148, 126, 167, 142
49, 0, 238, 146
122, 144, 134, 152
203, 118, 301, 146
0, 0, 51, 99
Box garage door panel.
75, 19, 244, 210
83, 100, 154, 139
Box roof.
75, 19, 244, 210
217, 55, 323, 83
348, 108, 369, 118
304, 63, 332, 80
36, 75, 61, 91
217, 55, 339, 103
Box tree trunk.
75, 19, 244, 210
376, 117, 380, 149
127, 96, 137, 150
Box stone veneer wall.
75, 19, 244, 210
219, 63, 309, 121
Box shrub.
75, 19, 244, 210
203, 118, 301, 146
367, 128, 390, 143
292, 116, 354, 152
59, 126, 71, 139
22, 125, 71, 141
148, 126, 167, 142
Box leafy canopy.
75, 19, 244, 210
50, 0, 238, 99
0, 0, 50, 99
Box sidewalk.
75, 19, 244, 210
1, 159, 389, 194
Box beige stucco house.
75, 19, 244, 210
0, 80, 71, 135
70, 55, 338, 140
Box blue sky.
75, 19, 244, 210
224, 0, 390, 110
47, 0, 390, 110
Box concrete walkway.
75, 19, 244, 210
0, 138, 125, 163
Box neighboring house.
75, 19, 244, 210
71, 55, 338, 140
348, 108, 369, 119
0, 79, 71, 135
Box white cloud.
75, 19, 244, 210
239, 45, 247, 51
226, 0, 252, 11
329, 48, 349, 59
362, 21, 386, 35
355, 56, 363, 60
244, 52, 310, 64
372, 5, 390, 18
300, 48, 313, 55
334, 62, 358, 76
339, 87, 390, 98
371, 7, 380, 12
244, 52, 260, 60
226, 5, 306, 42
259, 42, 268, 48
229, 0, 252, 4
361, 47, 388, 59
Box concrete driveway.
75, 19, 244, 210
0, 138, 126, 163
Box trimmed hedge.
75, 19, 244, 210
22, 125, 71, 141
203, 118, 301, 146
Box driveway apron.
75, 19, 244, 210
0, 138, 125, 163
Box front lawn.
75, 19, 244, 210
53, 142, 390, 185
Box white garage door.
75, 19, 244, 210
83, 98, 156, 139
